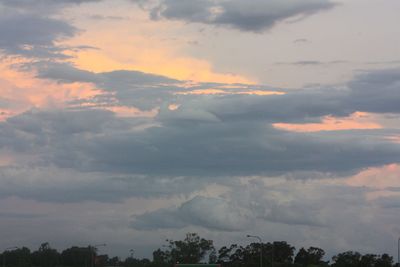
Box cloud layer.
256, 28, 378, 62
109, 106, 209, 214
144, 0, 335, 32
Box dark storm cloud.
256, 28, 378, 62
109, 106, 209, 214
144, 0, 336, 32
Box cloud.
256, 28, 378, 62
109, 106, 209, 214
0, 13, 77, 58
130, 178, 389, 237
132, 196, 251, 231
143, 0, 336, 32
36, 62, 400, 123
7, 109, 400, 177
3, 67, 400, 178
36, 62, 181, 110
373, 195, 400, 209
275, 60, 348, 66
347, 68, 400, 114
0, 0, 101, 11
0, 211, 46, 219
0, 165, 207, 203
0, 0, 104, 59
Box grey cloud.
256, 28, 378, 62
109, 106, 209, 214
265, 203, 324, 227
131, 181, 375, 231
68, 120, 400, 176
37, 63, 400, 124
293, 38, 309, 43
3, 64, 400, 183
131, 208, 187, 230
0, 212, 46, 219
132, 196, 251, 231
0, 165, 207, 203
89, 14, 127, 20
346, 68, 400, 114
275, 60, 348, 66
4, 65, 400, 177
200, 68, 400, 123
2, 107, 400, 178
373, 195, 400, 209
0, 0, 101, 10
0, 14, 77, 58
36, 62, 181, 110
146, 0, 336, 32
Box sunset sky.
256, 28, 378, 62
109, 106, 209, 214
1, 0, 400, 260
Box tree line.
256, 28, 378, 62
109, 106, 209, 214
1, 233, 398, 267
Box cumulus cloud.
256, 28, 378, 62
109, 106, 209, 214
142, 0, 336, 32
132, 196, 251, 231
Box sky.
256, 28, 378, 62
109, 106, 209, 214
0, 0, 400, 261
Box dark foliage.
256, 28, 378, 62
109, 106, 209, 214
0, 234, 397, 267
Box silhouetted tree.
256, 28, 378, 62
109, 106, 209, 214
294, 247, 326, 266
375, 253, 394, 267
153, 233, 215, 264
108, 256, 121, 266
331, 251, 361, 267
31, 242, 60, 267
2, 247, 31, 267
61, 246, 92, 267
273, 241, 295, 264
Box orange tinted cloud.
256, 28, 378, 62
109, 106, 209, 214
73, 47, 253, 84
106, 106, 158, 118
345, 164, 400, 201
386, 135, 400, 144
273, 112, 382, 132
175, 88, 285, 95
64, 12, 254, 85
346, 164, 400, 189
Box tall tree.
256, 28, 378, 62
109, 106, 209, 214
359, 254, 377, 267
153, 233, 215, 264
31, 242, 60, 267
375, 253, 393, 267
2, 247, 31, 267
272, 241, 295, 264
61, 246, 92, 267
294, 246, 326, 266
331, 251, 361, 267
